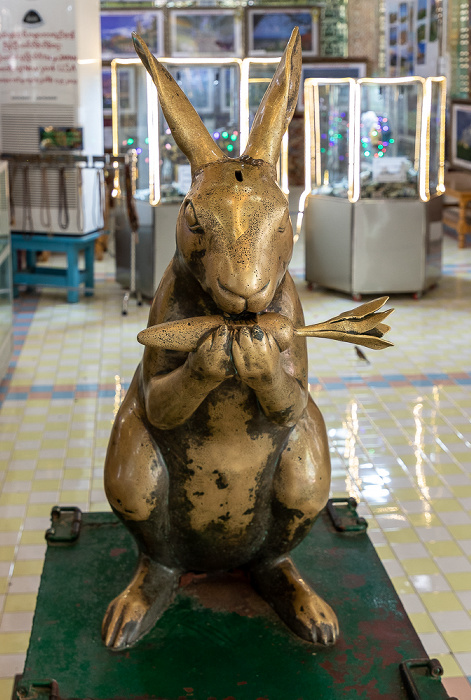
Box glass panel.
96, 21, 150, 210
311, 82, 351, 198
158, 63, 241, 204
0, 256, 12, 348
0, 165, 12, 352
245, 61, 286, 190
428, 79, 444, 197
248, 62, 277, 130
0, 166, 9, 244
115, 62, 150, 196
359, 81, 420, 199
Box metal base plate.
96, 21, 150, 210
16, 505, 452, 700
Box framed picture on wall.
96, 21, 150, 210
247, 7, 320, 57
297, 59, 368, 109
169, 9, 242, 57
102, 68, 112, 114
166, 66, 214, 114
116, 67, 135, 115
450, 100, 471, 171
101, 10, 164, 60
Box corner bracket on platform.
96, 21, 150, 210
45, 506, 82, 545
400, 658, 457, 700
326, 497, 368, 533
14, 677, 60, 700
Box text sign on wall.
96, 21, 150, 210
0, 0, 78, 104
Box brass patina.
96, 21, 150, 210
102, 28, 393, 651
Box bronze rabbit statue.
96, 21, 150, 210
102, 27, 339, 650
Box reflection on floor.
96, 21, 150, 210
0, 234, 470, 699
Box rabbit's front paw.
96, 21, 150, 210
232, 325, 281, 387
188, 325, 235, 382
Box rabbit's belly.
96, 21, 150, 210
162, 387, 290, 569
166, 431, 280, 569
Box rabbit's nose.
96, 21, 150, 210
216, 277, 272, 314
218, 278, 269, 301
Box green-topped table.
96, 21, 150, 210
14, 501, 455, 700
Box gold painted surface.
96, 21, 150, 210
102, 27, 393, 651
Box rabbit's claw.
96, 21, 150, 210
102, 556, 179, 650
102, 593, 151, 650
296, 592, 339, 646
252, 556, 339, 646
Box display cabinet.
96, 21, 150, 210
300, 76, 446, 298
112, 55, 292, 297
0, 161, 13, 382
112, 57, 242, 297
148, 59, 243, 207
112, 59, 151, 193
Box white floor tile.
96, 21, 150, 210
0, 612, 34, 632
0, 653, 26, 678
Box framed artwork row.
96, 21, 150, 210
100, 6, 321, 60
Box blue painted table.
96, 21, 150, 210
11, 231, 99, 303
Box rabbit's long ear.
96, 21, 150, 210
242, 27, 301, 166
133, 33, 225, 172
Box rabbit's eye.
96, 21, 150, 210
278, 212, 289, 233
184, 201, 204, 234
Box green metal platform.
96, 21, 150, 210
15, 501, 455, 700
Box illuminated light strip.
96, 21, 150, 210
428, 76, 447, 195
313, 82, 321, 187
350, 80, 360, 202
420, 78, 432, 202
296, 79, 315, 237
415, 83, 424, 174
110, 58, 122, 196
147, 73, 160, 206
239, 59, 250, 151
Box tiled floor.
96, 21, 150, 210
0, 231, 471, 699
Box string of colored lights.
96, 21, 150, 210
360, 116, 395, 158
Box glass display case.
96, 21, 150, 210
0, 161, 13, 382
112, 59, 152, 195
112, 55, 292, 297
112, 57, 242, 297
301, 76, 446, 298
149, 59, 242, 206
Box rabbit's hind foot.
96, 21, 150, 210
102, 554, 179, 650
251, 555, 339, 646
